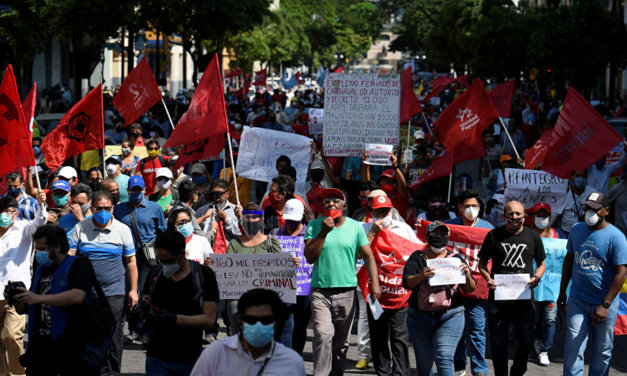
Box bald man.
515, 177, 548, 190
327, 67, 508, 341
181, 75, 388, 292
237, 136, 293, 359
478, 201, 546, 376
101, 178, 122, 205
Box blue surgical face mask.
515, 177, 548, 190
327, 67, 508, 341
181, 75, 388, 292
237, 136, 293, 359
573, 176, 587, 190
32, 146, 41, 155
177, 222, 194, 238
7, 187, 22, 198
93, 210, 112, 225
35, 251, 53, 267
0, 213, 14, 228
129, 191, 144, 204
242, 321, 275, 347
191, 175, 206, 186
53, 194, 70, 207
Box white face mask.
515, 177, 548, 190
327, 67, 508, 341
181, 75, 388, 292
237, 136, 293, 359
157, 180, 171, 190
585, 210, 600, 227
106, 164, 117, 176
534, 216, 550, 229
430, 245, 447, 254
463, 206, 479, 221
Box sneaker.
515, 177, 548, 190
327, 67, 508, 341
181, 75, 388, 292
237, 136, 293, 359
533, 338, 542, 355
355, 358, 369, 370
538, 352, 550, 366
457, 370, 466, 376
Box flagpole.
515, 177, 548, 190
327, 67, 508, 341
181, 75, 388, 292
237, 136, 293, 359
420, 112, 432, 134
226, 131, 240, 207
498, 116, 520, 160
447, 172, 453, 203
160, 97, 176, 130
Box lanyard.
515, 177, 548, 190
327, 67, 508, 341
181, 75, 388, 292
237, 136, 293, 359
255, 342, 276, 376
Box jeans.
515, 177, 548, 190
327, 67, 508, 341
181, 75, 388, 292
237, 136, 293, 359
407, 306, 465, 376
102, 295, 125, 376
487, 300, 535, 376
279, 312, 294, 348
534, 301, 557, 352
292, 295, 312, 354
454, 298, 488, 375
356, 291, 371, 360
366, 306, 410, 376
145, 356, 195, 376
563, 297, 619, 376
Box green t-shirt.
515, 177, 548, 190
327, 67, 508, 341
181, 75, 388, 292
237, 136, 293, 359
226, 236, 282, 254
155, 192, 173, 212
305, 217, 369, 288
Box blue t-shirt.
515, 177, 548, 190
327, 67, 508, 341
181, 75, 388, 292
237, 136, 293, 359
345, 157, 362, 181
445, 217, 494, 229
567, 223, 627, 305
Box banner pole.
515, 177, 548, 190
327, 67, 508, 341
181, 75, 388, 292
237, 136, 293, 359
161, 97, 176, 130
102, 149, 107, 178
447, 172, 453, 203
406, 120, 411, 146
498, 116, 521, 160
420, 112, 432, 134
226, 131, 240, 206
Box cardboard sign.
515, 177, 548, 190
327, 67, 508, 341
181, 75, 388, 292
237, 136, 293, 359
494, 273, 531, 300
308, 108, 324, 135
323, 73, 401, 156
504, 168, 569, 215
209, 253, 297, 303
427, 258, 466, 286
364, 143, 393, 166
276, 236, 313, 296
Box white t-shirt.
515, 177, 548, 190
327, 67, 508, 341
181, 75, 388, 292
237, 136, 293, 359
185, 234, 213, 264
363, 219, 421, 244
560, 185, 597, 233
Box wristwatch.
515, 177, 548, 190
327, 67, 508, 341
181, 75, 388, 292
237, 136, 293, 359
602, 300, 611, 309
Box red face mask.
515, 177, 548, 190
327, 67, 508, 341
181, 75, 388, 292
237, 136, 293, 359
380, 184, 395, 195
323, 209, 343, 219
268, 192, 281, 205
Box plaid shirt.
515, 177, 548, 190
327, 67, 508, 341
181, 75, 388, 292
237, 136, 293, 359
14, 192, 39, 220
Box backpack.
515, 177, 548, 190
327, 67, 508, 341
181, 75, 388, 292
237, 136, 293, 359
147, 260, 205, 308
417, 251, 459, 312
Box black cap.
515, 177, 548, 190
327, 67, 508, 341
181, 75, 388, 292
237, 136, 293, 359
0, 197, 19, 211
584, 192, 608, 210
105, 156, 122, 165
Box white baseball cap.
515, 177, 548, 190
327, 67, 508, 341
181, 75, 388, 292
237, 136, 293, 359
413, 130, 425, 140
156, 167, 173, 179
283, 199, 304, 221
58, 166, 78, 179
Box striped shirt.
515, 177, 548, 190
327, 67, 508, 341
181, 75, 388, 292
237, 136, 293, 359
70, 218, 135, 296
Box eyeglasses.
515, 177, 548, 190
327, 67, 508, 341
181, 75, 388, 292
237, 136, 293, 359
147, 148, 158, 151
212, 190, 227, 196
175, 219, 191, 226
322, 198, 343, 204
93, 206, 112, 212
241, 315, 275, 325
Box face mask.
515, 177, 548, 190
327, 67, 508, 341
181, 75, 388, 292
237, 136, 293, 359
585, 210, 600, 227
53, 194, 70, 207
157, 180, 171, 190
6, 187, 21, 198
427, 233, 449, 249
131, 132, 142, 138
106, 164, 118, 175
110, 192, 120, 205
534, 216, 550, 229
191, 175, 206, 186
285, 219, 300, 229
241, 220, 263, 236
122, 147, 131, 155
0, 213, 14, 228
35, 251, 53, 267
573, 177, 587, 190
323, 209, 343, 219
81, 203, 91, 216
32, 146, 41, 155
93, 210, 112, 225
242, 321, 275, 348
463, 207, 479, 221
268, 192, 281, 205
88, 181, 101, 192
129, 191, 144, 204
162, 262, 181, 278
380, 184, 395, 196
177, 222, 194, 238
147, 150, 159, 158
506, 217, 524, 230
234, 123, 243, 130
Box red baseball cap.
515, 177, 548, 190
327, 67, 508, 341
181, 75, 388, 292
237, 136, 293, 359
370, 195, 393, 210
527, 202, 551, 215
321, 188, 346, 201
381, 169, 395, 179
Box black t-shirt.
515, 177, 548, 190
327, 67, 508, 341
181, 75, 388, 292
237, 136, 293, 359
145, 264, 220, 362
478, 226, 545, 277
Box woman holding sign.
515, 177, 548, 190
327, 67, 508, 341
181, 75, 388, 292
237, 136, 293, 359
402, 221, 476, 376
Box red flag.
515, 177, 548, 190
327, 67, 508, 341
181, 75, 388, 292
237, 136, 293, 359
22, 82, 37, 135
41, 84, 104, 171
420, 75, 457, 103
225, 69, 242, 78
174, 134, 224, 170
0, 65, 36, 175
164, 54, 229, 149
525, 87, 623, 178
400, 67, 422, 122
235, 79, 251, 99
357, 229, 424, 309
253, 69, 267, 86
113, 57, 162, 125
333, 66, 343, 73
435, 79, 499, 150
416, 221, 492, 299
456, 75, 470, 88
489, 80, 515, 118
213, 221, 228, 254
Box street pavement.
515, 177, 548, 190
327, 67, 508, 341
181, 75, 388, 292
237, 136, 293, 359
121, 309, 627, 375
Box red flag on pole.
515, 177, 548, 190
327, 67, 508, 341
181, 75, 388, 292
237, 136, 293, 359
225, 69, 242, 78
113, 57, 162, 125
174, 135, 224, 170
41, 84, 104, 171
213, 221, 228, 254
400, 67, 422, 122
489, 80, 515, 118
253, 69, 267, 86
456, 75, 470, 88
22, 82, 37, 136
420, 76, 457, 103
164, 54, 229, 149
0, 65, 36, 175
525, 87, 623, 178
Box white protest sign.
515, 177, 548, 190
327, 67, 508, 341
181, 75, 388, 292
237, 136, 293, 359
494, 274, 531, 300
323, 73, 401, 156
209, 253, 297, 304
427, 258, 466, 286
364, 143, 393, 166
308, 108, 324, 135
503, 168, 569, 215
236, 126, 312, 194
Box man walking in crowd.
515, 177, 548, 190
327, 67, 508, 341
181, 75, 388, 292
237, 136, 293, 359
58, 183, 92, 237
478, 201, 545, 376
196, 179, 241, 243
105, 157, 130, 203
558, 170, 597, 237
2, 172, 38, 221
304, 188, 381, 375
100, 178, 121, 205
558, 192, 627, 376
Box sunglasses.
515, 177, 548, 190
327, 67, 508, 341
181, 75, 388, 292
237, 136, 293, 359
93, 206, 112, 212
241, 315, 275, 325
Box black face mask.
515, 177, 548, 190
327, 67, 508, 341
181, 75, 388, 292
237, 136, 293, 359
311, 170, 324, 182
89, 181, 101, 192
427, 234, 449, 248
110, 192, 120, 206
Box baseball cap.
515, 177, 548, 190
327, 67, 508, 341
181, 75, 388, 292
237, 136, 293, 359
381, 169, 396, 179
283, 199, 305, 221
105, 156, 121, 165
156, 167, 173, 179
499, 154, 515, 164
427, 221, 450, 236
584, 192, 608, 210
310, 160, 325, 170
58, 166, 78, 179
0, 197, 19, 211
413, 130, 425, 140
191, 163, 207, 175
527, 202, 552, 215
367, 189, 387, 199
370, 195, 393, 210
321, 188, 346, 201
51, 180, 71, 192
168, 155, 179, 166
128, 175, 145, 189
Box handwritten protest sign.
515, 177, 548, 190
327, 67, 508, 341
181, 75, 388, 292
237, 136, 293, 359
276, 236, 313, 296
308, 108, 324, 135
236, 126, 312, 194
364, 143, 393, 166
323, 73, 401, 156
427, 258, 466, 286
504, 168, 569, 215
494, 274, 531, 300
209, 253, 297, 303
533, 238, 568, 302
